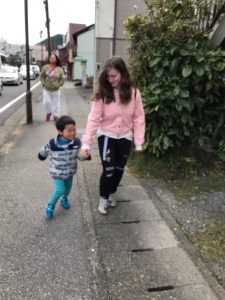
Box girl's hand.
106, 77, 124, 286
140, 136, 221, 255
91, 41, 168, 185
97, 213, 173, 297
80, 149, 91, 159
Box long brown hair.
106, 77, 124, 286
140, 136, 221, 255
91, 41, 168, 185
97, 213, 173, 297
93, 56, 134, 104
48, 54, 61, 67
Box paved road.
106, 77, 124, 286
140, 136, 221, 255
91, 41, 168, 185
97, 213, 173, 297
0, 78, 40, 125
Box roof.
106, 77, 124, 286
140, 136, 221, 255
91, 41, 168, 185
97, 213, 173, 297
0, 53, 8, 58
75, 56, 87, 62
69, 23, 86, 37
57, 45, 67, 50
67, 23, 86, 47
73, 24, 95, 38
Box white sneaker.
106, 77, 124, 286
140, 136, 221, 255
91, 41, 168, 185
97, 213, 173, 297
108, 194, 117, 207
98, 197, 108, 215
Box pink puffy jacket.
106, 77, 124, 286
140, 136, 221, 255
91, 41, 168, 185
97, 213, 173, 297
82, 88, 145, 149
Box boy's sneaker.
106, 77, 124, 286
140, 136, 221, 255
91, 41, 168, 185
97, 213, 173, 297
98, 197, 108, 215
45, 205, 54, 218
61, 197, 70, 209
108, 194, 117, 207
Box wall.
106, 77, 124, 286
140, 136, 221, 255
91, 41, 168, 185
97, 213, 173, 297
95, 0, 115, 39
77, 27, 95, 77
73, 27, 95, 80
95, 0, 148, 81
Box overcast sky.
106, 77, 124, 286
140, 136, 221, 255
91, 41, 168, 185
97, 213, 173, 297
0, 0, 95, 46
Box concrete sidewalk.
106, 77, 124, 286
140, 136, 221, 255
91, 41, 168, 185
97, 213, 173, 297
0, 82, 224, 299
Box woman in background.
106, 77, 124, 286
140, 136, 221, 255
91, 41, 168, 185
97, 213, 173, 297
40, 54, 64, 122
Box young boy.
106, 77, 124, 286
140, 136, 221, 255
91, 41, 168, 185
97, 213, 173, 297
38, 115, 89, 218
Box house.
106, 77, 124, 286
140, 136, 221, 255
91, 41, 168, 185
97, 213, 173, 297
94, 1, 225, 81
58, 44, 67, 70
0, 39, 24, 65
73, 24, 95, 83
64, 23, 86, 80
28, 45, 48, 66
0, 53, 7, 66
95, 0, 148, 80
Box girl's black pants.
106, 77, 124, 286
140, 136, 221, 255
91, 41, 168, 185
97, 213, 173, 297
98, 135, 131, 199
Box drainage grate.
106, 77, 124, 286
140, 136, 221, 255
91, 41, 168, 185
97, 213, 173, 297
131, 248, 154, 253
121, 220, 140, 224
147, 285, 175, 293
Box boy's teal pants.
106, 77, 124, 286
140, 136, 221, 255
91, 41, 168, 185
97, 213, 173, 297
48, 177, 73, 208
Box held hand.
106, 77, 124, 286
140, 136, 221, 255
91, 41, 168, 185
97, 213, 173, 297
85, 149, 91, 160
80, 149, 91, 159
135, 147, 143, 157
79, 149, 87, 158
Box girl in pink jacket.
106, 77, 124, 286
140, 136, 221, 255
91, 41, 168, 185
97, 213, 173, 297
81, 56, 145, 215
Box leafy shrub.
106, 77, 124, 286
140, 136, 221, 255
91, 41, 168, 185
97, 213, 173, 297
125, 0, 225, 158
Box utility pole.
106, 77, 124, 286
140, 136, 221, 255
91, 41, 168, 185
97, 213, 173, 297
24, 0, 33, 124
112, 0, 117, 55
40, 30, 44, 66
43, 0, 51, 57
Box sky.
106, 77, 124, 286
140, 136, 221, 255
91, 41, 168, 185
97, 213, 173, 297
0, 0, 95, 46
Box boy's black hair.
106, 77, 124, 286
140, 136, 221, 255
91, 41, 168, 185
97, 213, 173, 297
55, 115, 76, 131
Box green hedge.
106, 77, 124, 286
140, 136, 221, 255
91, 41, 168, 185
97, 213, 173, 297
125, 1, 225, 159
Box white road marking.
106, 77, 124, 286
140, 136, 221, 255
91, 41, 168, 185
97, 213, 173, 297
0, 81, 41, 114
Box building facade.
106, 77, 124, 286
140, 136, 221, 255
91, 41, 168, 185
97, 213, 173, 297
95, 0, 148, 81
65, 23, 86, 80
27, 45, 48, 66
73, 24, 95, 81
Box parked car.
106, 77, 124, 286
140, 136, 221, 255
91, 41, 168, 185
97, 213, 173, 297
31, 65, 40, 77
0, 79, 3, 95
19, 65, 36, 80
0, 65, 23, 85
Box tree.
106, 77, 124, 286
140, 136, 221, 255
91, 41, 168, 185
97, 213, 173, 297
125, 0, 225, 159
